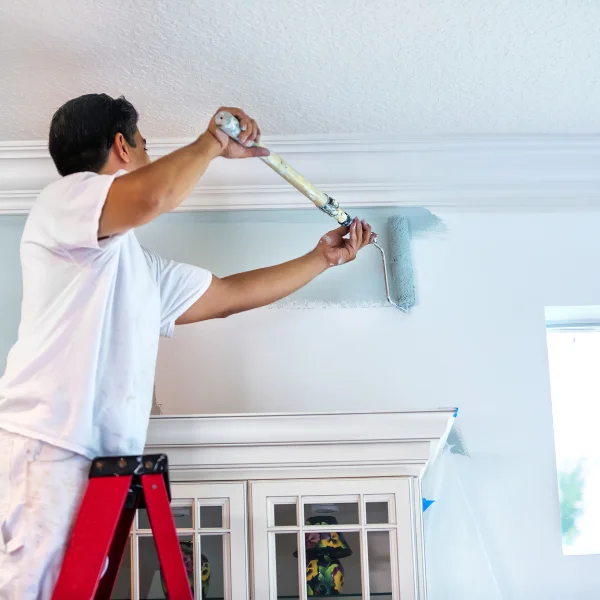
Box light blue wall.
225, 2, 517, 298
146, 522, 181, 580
0, 216, 26, 373
0, 207, 436, 373
136, 208, 438, 307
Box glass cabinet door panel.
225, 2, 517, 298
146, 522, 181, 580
138, 499, 194, 530
200, 534, 226, 599
273, 500, 298, 527
303, 499, 360, 526
365, 499, 392, 525
309, 530, 361, 597
272, 532, 301, 599
111, 537, 132, 599
199, 504, 224, 529
138, 533, 194, 599
368, 531, 393, 595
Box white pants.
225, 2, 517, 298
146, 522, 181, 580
0, 429, 91, 600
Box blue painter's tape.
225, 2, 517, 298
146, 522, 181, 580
422, 498, 435, 512
453, 408, 459, 418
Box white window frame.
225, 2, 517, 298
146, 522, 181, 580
545, 306, 600, 556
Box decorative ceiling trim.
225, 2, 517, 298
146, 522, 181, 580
2, 135, 600, 214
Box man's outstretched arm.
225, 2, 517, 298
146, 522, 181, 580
99, 107, 268, 238
176, 218, 373, 323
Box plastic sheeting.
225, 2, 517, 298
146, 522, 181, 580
422, 438, 504, 600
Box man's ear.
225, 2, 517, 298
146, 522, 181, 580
113, 132, 132, 163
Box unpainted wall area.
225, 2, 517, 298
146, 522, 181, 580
2, 210, 600, 598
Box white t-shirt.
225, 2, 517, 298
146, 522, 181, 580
0, 170, 212, 459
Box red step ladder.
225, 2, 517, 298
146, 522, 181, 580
52, 454, 193, 600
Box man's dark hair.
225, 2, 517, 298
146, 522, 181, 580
49, 94, 139, 176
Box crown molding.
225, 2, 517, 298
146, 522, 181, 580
2, 134, 600, 215
144, 409, 455, 481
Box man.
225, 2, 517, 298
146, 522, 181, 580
0, 94, 373, 598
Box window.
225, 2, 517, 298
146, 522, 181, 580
546, 307, 600, 555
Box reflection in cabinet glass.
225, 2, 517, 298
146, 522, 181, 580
274, 533, 300, 598
365, 499, 392, 525
137, 501, 194, 530
112, 538, 132, 599
368, 531, 393, 594
200, 505, 224, 529
303, 501, 360, 526
111, 482, 247, 600
274, 501, 298, 527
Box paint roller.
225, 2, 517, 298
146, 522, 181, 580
215, 111, 415, 312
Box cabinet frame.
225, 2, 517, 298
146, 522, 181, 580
249, 477, 423, 600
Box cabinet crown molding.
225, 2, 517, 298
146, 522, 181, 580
145, 409, 456, 481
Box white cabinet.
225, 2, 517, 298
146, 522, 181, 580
114, 410, 454, 600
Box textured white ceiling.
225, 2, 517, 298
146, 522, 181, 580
1, 0, 599, 140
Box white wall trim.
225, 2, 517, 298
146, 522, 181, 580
146, 409, 456, 446
2, 135, 600, 214
145, 409, 455, 482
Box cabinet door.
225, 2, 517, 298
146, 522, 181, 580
112, 482, 248, 600
250, 478, 421, 600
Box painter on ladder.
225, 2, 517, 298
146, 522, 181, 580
0, 94, 374, 599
